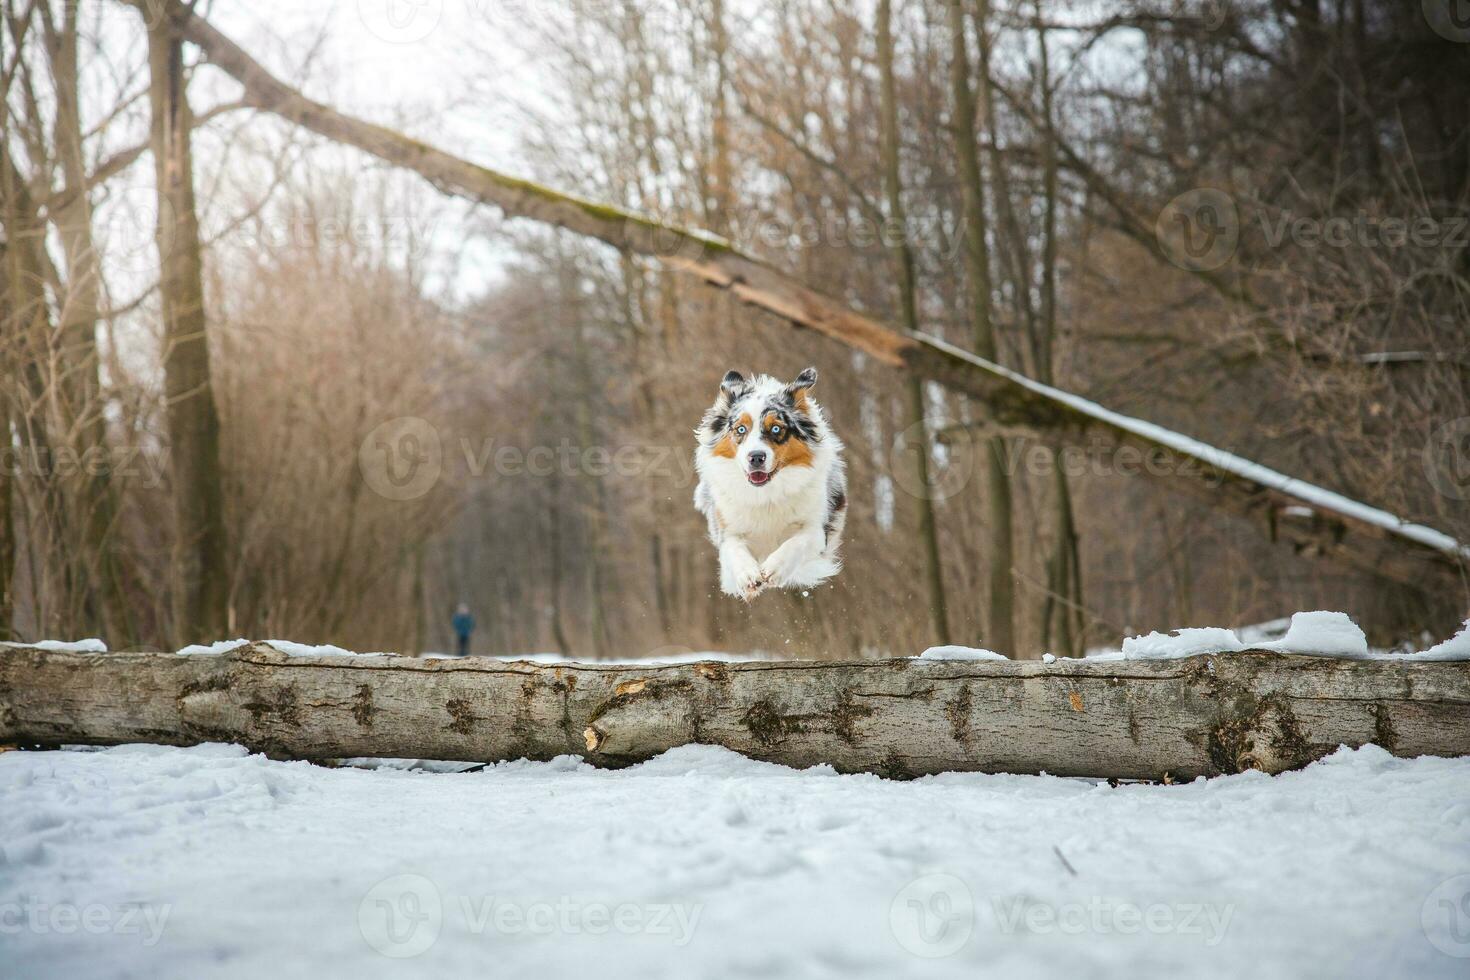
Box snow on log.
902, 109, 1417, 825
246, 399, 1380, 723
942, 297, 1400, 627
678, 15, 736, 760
131, 0, 1468, 596
4, 644, 1469, 780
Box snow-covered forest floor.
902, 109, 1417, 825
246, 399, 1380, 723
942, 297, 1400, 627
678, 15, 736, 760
3, 742, 1468, 979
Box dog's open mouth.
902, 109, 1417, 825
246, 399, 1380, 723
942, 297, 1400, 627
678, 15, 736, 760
747, 470, 772, 487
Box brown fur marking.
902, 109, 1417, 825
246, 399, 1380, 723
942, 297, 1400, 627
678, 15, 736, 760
765, 412, 814, 470
711, 412, 752, 459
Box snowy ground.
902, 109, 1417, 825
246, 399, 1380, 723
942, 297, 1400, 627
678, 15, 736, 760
3, 744, 1469, 979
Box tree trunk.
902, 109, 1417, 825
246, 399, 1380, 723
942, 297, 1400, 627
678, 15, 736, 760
1, 149, 75, 640
139, 2, 229, 645
130, 0, 1468, 600
947, 0, 1016, 655
42, 3, 134, 647
0, 253, 13, 641
4, 643, 1469, 781
1030, 0, 1084, 655
878, 0, 950, 646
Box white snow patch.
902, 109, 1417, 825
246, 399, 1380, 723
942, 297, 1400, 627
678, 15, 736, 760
0, 638, 108, 653
1258, 611, 1370, 659
1409, 620, 1470, 661
176, 639, 251, 657
264, 640, 384, 658
1120, 627, 1246, 660
2, 743, 1468, 978
917, 645, 1010, 661
1042, 653, 1057, 664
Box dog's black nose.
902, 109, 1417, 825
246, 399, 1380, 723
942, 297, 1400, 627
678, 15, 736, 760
747, 450, 767, 469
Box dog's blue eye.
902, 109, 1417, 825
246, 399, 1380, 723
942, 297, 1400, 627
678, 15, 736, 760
770, 425, 782, 436
736, 425, 747, 435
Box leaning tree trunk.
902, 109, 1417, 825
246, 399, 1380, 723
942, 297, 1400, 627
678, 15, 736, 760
139, 3, 229, 645
3, 644, 1469, 780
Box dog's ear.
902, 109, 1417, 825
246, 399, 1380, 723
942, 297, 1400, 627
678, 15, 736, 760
786, 367, 818, 408
720, 370, 747, 400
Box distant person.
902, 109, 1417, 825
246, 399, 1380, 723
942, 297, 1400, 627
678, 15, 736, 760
451, 603, 476, 658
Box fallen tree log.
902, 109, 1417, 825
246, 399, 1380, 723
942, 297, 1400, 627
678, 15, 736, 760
4, 644, 1468, 779
124, 0, 1468, 598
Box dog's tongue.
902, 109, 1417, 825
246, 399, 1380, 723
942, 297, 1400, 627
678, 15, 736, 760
747, 470, 771, 486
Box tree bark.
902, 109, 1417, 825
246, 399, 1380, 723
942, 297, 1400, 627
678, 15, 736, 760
878, 0, 950, 646
41, 3, 135, 646
1029, 0, 1084, 655
0, 254, 13, 641
139, 3, 229, 645
3, 643, 1468, 780
946, 0, 1017, 655
127, 0, 1468, 601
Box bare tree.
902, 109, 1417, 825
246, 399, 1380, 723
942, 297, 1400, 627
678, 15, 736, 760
878, 0, 951, 645
137, 0, 228, 643
947, 0, 1016, 654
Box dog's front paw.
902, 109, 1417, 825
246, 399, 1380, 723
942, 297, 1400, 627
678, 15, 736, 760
761, 541, 822, 590
721, 552, 769, 602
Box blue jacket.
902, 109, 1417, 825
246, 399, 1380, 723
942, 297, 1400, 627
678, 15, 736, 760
452, 612, 475, 637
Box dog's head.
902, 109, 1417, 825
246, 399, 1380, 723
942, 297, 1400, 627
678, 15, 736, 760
697, 367, 825, 488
